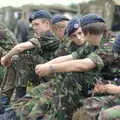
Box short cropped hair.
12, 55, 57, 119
82, 22, 107, 35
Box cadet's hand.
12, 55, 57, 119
94, 83, 120, 94
1, 56, 12, 67
94, 83, 107, 93
35, 63, 51, 76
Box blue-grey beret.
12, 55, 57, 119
112, 34, 120, 53
65, 17, 80, 37
80, 14, 105, 27
51, 14, 69, 24
29, 10, 52, 23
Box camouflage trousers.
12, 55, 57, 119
98, 105, 120, 120
15, 54, 37, 87
49, 72, 85, 120
81, 95, 120, 120
15, 54, 48, 87
0, 65, 16, 99
11, 82, 53, 120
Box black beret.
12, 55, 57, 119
65, 17, 80, 37
80, 14, 105, 27
29, 10, 52, 23
51, 14, 69, 24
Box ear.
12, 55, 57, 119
86, 32, 90, 36
85, 32, 90, 39
52, 25, 57, 31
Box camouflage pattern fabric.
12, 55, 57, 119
39, 31, 59, 60
82, 96, 120, 120
50, 43, 102, 120
72, 108, 90, 120
99, 43, 120, 83
81, 42, 120, 120
11, 31, 59, 118
15, 49, 46, 87
98, 105, 120, 120
0, 22, 17, 53
0, 22, 18, 99
54, 36, 83, 57
54, 36, 70, 57
11, 82, 52, 120
15, 31, 59, 87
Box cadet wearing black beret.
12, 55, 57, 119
65, 17, 80, 37
80, 13, 105, 27
29, 10, 52, 23
51, 14, 69, 25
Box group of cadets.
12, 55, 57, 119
0, 9, 119, 120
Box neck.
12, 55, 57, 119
87, 34, 102, 46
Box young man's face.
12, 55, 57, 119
32, 19, 49, 37
53, 20, 68, 39
70, 27, 86, 45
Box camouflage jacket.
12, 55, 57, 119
0, 22, 18, 57
54, 36, 85, 57
18, 31, 59, 69
15, 31, 59, 86
51, 43, 100, 120
29, 31, 59, 61
98, 42, 120, 85
54, 36, 70, 57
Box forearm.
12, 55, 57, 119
49, 58, 96, 73
4, 46, 20, 59
47, 55, 73, 64
105, 85, 120, 94
49, 60, 89, 73
4, 42, 34, 59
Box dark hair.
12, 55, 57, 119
82, 22, 107, 35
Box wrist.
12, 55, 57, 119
4, 55, 10, 60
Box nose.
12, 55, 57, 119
76, 34, 81, 40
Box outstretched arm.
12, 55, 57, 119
1, 41, 34, 66
47, 54, 73, 64
94, 83, 120, 95
35, 58, 96, 76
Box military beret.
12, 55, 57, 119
51, 14, 69, 24
29, 10, 52, 23
65, 17, 80, 37
80, 14, 105, 27
112, 34, 120, 53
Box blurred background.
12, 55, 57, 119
0, 0, 120, 33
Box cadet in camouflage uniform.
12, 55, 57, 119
72, 34, 120, 120
91, 34, 120, 120
13, 15, 76, 120
14, 14, 102, 119
51, 14, 70, 57
1, 10, 59, 100
49, 17, 86, 120
74, 34, 120, 120
0, 22, 18, 101
35, 14, 106, 120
